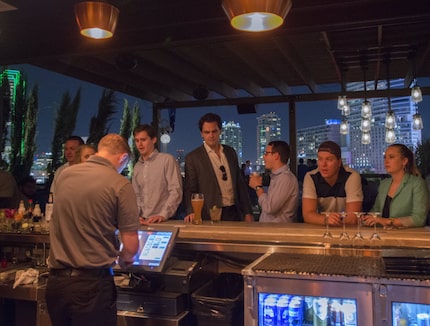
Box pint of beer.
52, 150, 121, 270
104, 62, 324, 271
191, 193, 204, 225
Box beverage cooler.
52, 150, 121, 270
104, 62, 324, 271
242, 252, 430, 326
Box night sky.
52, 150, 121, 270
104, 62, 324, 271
9, 64, 430, 163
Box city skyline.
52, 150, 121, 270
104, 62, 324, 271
8, 64, 430, 164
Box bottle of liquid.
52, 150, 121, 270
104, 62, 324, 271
45, 193, 53, 222
18, 200, 26, 215
33, 204, 42, 221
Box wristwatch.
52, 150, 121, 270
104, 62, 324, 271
255, 185, 263, 191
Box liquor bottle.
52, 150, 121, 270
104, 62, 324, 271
45, 193, 53, 222
18, 200, 26, 215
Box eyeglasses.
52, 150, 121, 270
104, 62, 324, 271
264, 151, 275, 156
220, 165, 228, 181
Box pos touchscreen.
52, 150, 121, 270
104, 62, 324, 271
118, 226, 178, 273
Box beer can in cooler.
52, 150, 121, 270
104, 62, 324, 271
288, 296, 303, 326
329, 299, 343, 326
263, 294, 279, 326
417, 313, 430, 326
342, 299, 357, 326
313, 297, 329, 326
277, 295, 291, 326
304, 296, 314, 321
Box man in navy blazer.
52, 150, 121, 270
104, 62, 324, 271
184, 113, 254, 222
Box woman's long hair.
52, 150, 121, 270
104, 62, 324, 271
389, 143, 421, 177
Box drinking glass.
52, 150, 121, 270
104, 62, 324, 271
321, 212, 332, 239
339, 211, 350, 240
353, 212, 365, 241
369, 212, 381, 241
191, 193, 204, 225
209, 206, 222, 224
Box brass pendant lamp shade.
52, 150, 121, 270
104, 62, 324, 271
75, 1, 119, 39
222, 0, 292, 32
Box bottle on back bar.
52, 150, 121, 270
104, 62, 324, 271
45, 193, 53, 222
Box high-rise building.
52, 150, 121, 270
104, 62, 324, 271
220, 121, 243, 162
297, 119, 341, 159
256, 112, 281, 164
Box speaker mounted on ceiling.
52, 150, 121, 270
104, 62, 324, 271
237, 103, 256, 114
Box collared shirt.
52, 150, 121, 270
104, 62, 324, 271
258, 165, 299, 223
48, 155, 140, 269
50, 162, 70, 195
302, 166, 363, 213
204, 143, 234, 206
132, 149, 183, 220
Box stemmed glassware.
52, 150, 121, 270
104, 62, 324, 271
353, 212, 365, 241
321, 212, 332, 239
369, 212, 381, 241
339, 211, 350, 240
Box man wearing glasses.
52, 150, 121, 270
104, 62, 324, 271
184, 113, 254, 222
249, 141, 299, 223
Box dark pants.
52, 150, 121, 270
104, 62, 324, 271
222, 205, 240, 221
45, 271, 117, 326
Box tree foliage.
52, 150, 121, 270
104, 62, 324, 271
131, 102, 141, 164
119, 98, 131, 141
21, 85, 39, 180
415, 138, 430, 177
9, 77, 26, 178
50, 89, 81, 174
0, 70, 11, 157
87, 89, 117, 146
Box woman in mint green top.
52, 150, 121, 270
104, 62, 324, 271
363, 144, 429, 228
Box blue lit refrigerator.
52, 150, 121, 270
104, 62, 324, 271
242, 252, 375, 325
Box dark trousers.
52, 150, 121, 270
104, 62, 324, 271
222, 205, 240, 221
45, 273, 117, 326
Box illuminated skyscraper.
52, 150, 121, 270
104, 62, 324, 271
256, 112, 281, 164
220, 121, 243, 162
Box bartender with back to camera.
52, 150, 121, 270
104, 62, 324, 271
45, 133, 140, 326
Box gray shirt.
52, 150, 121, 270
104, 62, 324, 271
258, 165, 299, 223
48, 156, 140, 269
132, 150, 182, 220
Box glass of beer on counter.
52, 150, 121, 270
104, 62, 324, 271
191, 193, 204, 225
209, 206, 222, 224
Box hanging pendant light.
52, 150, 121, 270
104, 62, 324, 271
361, 100, 372, 118
360, 118, 371, 132
383, 51, 397, 143
361, 132, 371, 145
75, 1, 119, 39
385, 111, 396, 129
413, 112, 424, 130
222, 0, 292, 32
411, 85, 423, 103
342, 103, 351, 116
340, 119, 349, 135
385, 129, 396, 143
337, 96, 347, 110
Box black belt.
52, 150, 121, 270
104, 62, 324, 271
49, 268, 113, 278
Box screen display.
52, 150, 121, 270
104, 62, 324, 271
258, 293, 357, 326
392, 302, 430, 326
118, 226, 178, 273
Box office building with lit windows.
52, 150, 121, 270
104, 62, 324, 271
220, 121, 243, 162
256, 112, 281, 164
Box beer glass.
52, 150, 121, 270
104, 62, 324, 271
209, 206, 222, 223
191, 193, 204, 225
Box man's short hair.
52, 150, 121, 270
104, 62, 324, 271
98, 134, 131, 156
318, 141, 341, 159
66, 135, 85, 145
133, 124, 157, 139
268, 140, 290, 164
198, 113, 222, 131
